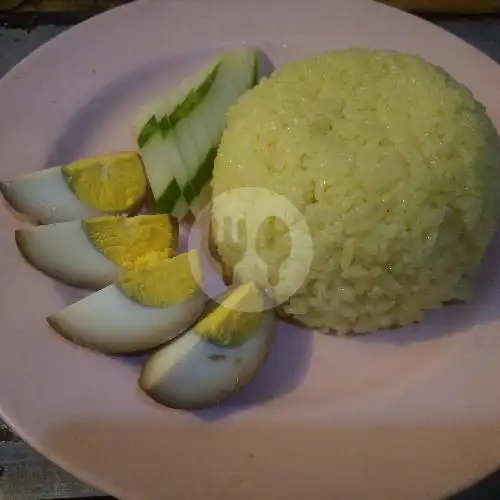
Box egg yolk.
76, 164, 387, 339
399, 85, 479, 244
62, 152, 146, 211
195, 281, 264, 346
116, 250, 202, 307
84, 214, 177, 269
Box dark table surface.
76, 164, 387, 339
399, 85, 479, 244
2, 8, 500, 500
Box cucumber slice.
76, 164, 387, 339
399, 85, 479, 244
177, 47, 261, 216
135, 61, 220, 216
190, 183, 212, 217
138, 133, 187, 217
135, 47, 261, 218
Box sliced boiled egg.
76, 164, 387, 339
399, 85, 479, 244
140, 281, 277, 410
1, 152, 146, 224
46, 250, 207, 354
15, 214, 178, 289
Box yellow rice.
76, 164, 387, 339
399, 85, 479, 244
211, 49, 500, 334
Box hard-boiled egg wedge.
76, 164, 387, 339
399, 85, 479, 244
46, 250, 207, 354
140, 281, 277, 410
15, 214, 178, 289
0, 152, 146, 224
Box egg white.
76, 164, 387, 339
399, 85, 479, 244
47, 286, 207, 354
139, 310, 276, 409
15, 221, 117, 289
1, 166, 103, 224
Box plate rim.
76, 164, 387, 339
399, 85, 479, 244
1, 1, 500, 499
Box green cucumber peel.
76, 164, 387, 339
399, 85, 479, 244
190, 146, 218, 198
137, 115, 158, 149
137, 63, 220, 149
156, 178, 182, 214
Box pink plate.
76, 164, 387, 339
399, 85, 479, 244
1, 1, 500, 499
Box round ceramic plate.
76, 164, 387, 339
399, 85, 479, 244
1, 1, 500, 499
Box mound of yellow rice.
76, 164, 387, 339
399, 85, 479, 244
211, 49, 500, 334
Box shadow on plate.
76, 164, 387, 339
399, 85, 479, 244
193, 321, 313, 421
107, 320, 312, 420
100, 320, 313, 421
48, 271, 314, 418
